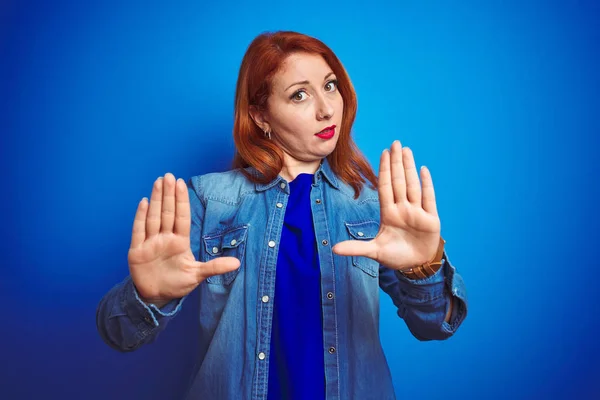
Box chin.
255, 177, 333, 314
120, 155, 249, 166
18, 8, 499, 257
317, 142, 338, 158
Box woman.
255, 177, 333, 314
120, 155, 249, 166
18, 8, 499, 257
96, 31, 468, 400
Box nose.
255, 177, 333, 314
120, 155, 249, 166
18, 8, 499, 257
316, 96, 334, 121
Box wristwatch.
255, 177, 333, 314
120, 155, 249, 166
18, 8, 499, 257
399, 236, 446, 280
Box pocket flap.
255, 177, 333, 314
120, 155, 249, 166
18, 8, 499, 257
344, 220, 379, 240
203, 225, 249, 256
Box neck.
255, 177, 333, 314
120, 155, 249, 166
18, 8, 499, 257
279, 153, 322, 182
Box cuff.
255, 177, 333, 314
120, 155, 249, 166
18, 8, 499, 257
120, 277, 185, 330
393, 256, 447, 303
132, 285, 186, 327
442, 290, 467, 333
441, 256, 468, 333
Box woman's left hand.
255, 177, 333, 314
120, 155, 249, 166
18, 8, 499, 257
332, 140, 441, 272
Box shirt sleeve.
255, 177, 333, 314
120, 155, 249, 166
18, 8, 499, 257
95, 178, 205, 352
378, 251, 468, 341
95, 275, 186, 352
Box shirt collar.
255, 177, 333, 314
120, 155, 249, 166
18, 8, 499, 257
313, 157, 340, 190
251, 157, 340, 192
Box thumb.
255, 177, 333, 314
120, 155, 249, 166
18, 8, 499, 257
332, 240, 378, 259
195, 257, 241, 282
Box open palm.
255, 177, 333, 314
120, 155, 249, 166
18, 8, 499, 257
332, 141, 441, 271
128, 173, 240, 305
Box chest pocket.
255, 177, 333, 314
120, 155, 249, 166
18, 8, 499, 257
344, 221, 380, 278
202, 225, 249, 285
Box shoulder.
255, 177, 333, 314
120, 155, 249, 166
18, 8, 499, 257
189, 168, 255, 205
334, 177, 380, 205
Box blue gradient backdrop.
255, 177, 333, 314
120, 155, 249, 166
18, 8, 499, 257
2, 1, 599, 399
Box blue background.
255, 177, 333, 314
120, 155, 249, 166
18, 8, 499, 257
2, 0, 599, 399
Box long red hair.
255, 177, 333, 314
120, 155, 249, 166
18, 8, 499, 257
232, 31, 377, 198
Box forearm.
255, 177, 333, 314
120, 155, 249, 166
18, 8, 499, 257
394, 257, 468, 341
396, 274, 454, 340
379, 251, 468, 341
96, 276, 184, 352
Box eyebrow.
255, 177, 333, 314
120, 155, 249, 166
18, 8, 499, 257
284, 72, 335, 92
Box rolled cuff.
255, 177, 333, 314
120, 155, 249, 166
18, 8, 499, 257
130, 282, 186, 328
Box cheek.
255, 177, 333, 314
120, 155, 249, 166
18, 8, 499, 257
336, 95, 344, 114
276, 107, 312, 133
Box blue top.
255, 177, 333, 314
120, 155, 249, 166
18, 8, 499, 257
268, 173, 325, 400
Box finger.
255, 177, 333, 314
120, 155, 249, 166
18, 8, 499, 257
174, 178, 191, 236
146, 177, 163, 237
420, 166, 438, 216
332, 240, 378, 260
403, 147, 422, 205
160, 173, 176, 233
196, 257, 241, 282
390, 140, 406, 203
130, 197, 148, 248
378, 149, 394, 207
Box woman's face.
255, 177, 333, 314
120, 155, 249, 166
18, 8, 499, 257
253, 52, 344, 165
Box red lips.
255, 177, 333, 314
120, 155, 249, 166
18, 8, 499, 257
316, 125, 336, 135
315, 125, 336, 139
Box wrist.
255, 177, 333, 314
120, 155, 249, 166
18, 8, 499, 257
140, 296, 172, 309
399, 236, 445, 280
132, 282, 173, 309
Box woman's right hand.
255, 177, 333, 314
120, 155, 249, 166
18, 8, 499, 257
127, 173, 240, 307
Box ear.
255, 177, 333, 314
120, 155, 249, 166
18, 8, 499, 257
249, 105, 270, 133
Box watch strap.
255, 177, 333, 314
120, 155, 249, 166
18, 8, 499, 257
399, 236, 446, 280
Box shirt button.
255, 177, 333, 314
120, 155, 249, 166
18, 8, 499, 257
212, 247, 219, 254
258, 352, 266, 360
357, 232, 364, 237
280, 182, 286, 189
262, 295, 269, 303
321, 239, 328, 246
328, 347, 336, 354
276, 202, 283, 208
327, 292, 334, 300
268, 240, 276, 248
230, 239, 237, 246
316, 199, 321, 204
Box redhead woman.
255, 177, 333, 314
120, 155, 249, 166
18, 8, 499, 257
96, 31, 468, 400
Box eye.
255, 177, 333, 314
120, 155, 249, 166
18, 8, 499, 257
325, 79, 338, 92
290, 90, 308, 102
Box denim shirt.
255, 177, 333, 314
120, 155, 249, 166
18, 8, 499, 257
96, 159, 468, 400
